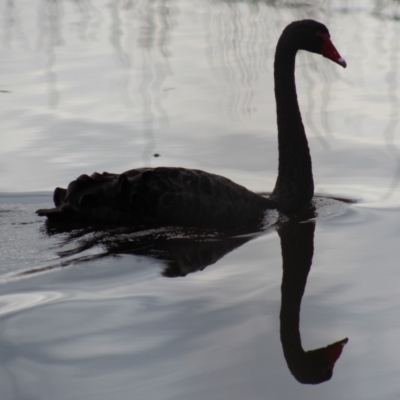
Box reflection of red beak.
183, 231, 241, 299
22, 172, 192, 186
319, 32, 347, 68
326, 337, 349, 368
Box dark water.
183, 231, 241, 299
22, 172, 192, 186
2, 0, 400, 399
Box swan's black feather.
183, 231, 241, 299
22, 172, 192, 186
37, 167, 275, 228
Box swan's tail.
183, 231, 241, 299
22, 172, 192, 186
36, 205, 81, 222
36, 185, 82, 221
36, 172, 142, 223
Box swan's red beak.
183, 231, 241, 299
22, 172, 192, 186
319, 33, 347, 68
326, 337, 349, 368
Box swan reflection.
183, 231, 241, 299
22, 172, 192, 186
278, 218, 347, 384
31, 201, 348, 384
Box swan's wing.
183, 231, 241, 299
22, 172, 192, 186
37, 167, 273, 227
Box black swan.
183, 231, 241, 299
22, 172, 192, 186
37, 20, 346, 228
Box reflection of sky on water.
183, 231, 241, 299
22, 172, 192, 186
1, 192, 400, 399
0, 195, 351, 398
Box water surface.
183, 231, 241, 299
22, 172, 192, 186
2, 1, 400, 399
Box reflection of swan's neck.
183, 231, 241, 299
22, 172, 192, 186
280, 271, 308, 372
270, 36, 314, 213
279, 222, 313, 361
278, 221, 347, 384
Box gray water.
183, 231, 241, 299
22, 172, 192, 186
2, 0, 400, 399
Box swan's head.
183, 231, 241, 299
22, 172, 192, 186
288, 337, 349, 384
285, 19, 347, 68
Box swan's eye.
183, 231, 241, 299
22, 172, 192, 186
316, 31, 330, 40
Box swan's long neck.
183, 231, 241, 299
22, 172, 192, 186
270, 37, 314, 213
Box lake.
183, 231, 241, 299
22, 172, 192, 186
2, 0, 400, 399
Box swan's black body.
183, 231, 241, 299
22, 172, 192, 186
40, 168, 273, 227
37, 20, 346, 228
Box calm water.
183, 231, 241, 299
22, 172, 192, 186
2, 0, 400, 399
